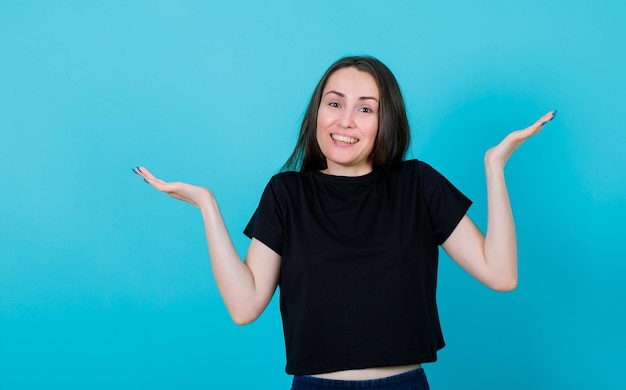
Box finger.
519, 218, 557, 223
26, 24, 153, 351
135, 166, 160, 181
155, 179, 184, 191
132, 166, 148, 180
513, 110, 557, 141
132, 166, 162, 183
538, 110, 557, 127
132, 166, 169, 190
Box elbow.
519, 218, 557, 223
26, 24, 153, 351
232, 316, 254, 326
230, 307, 261, 326
490, 276, 518, 292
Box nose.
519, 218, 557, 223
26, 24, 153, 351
339, 108, 355, 128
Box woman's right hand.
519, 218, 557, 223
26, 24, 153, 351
132, 166, 281, 325
132, 166, 212, 209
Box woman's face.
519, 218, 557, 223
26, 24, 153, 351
316, 67, 380, 176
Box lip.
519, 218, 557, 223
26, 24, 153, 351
330, 133, 359, 145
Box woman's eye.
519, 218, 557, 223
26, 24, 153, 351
329, 102, 340, 108
360, 107, 372, 113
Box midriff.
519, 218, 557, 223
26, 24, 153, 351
310, 364, 421, 380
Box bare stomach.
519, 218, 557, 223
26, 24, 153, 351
310, 364, 421, 380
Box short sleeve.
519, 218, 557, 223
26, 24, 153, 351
418, 162, 473, 244
243, 177, 285, 256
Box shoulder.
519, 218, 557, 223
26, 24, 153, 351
382, 160, 460, 200
383, 159, 440, 179
262, 170, 316, 199
400, 159, 438, 172
267, 170, 309, 187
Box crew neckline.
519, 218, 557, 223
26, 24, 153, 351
311, 168, 379, 183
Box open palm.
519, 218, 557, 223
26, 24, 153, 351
485, 110, 556, 169
132, 166, 212, 208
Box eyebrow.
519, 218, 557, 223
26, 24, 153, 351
324, 90, 379, 102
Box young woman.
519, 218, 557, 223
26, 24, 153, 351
133, 56, 556, 389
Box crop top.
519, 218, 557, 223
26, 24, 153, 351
243, 159, 472, 375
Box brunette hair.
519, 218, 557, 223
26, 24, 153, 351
282, 55, 410, 172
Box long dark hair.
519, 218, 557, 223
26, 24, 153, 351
282, 55, 410, 172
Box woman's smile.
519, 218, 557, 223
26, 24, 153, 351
316, 67, 380, 176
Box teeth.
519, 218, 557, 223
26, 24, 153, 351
331, 134, 359, 144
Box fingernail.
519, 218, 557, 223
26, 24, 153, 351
552, 110, 557, 117
132, 168, 137, 174
137, 167, 143, 173
541, 121, 548, 126
144, 179, 149, 184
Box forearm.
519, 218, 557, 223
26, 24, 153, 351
483, 163, 518, 291
198, 194, 261, 324
133, 166, 276, 322
443, 112, 554, 291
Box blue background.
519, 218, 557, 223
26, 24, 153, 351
1, 1, 625, 388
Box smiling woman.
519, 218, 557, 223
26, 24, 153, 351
316, 67, 380, 176
282, 56, 410, 174
133, 55, 555, 390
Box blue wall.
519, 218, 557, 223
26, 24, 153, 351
1, 1, 624, 388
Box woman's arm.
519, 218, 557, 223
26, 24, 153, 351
441, 110, 556, 291
133, 167, 281, 324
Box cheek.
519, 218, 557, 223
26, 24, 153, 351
316, 111, 334, 142
315, 121, 326, 150
364, 118, 379, 137
316, 108, 331, 128
315, 116, 324, 138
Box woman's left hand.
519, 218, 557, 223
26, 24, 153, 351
484, 110, 556, 170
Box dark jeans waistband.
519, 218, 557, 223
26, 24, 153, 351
291, 368, 429, 389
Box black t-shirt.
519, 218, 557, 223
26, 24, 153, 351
244, 159, 472, 375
